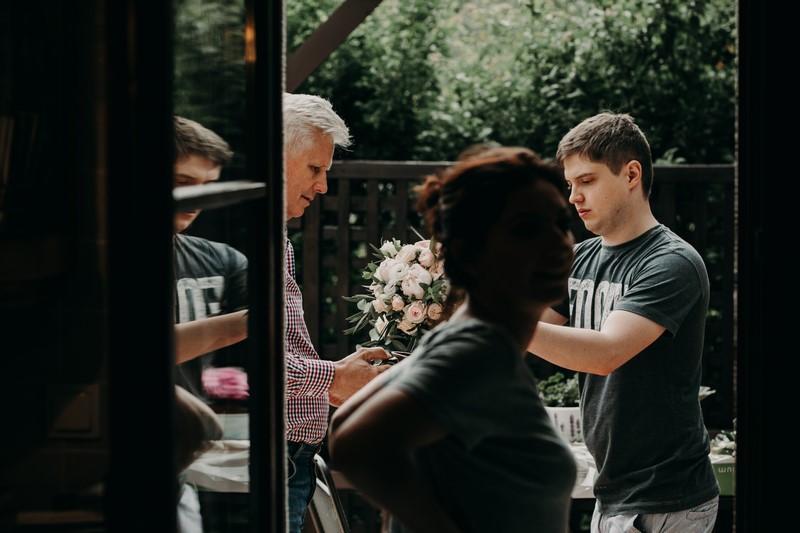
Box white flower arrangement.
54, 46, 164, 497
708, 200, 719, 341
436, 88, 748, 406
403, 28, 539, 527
344, 232, 449, 352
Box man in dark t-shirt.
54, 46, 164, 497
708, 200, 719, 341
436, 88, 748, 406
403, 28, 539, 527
173, 233, 248, 398
528, 112, 719, 533
171, 116, 248, 533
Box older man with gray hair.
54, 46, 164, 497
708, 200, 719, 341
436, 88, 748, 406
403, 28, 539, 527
281, 93, 391, 533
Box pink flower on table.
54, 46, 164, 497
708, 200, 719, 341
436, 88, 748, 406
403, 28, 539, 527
202, 366, 249, 400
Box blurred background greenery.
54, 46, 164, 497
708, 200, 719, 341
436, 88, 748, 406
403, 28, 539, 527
175, 0, 735, 166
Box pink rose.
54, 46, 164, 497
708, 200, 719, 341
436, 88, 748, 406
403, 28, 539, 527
429, 260, 445, 280
401, 264, 433, 299
379, 239, 400, 257
427, 302, 443, 321
395, 244, 417, 264
391, 294, 406, 311
404, 300, 427, 324
372, 299, 390, 313
418, 248, 436, 267
376, 257, 407, 285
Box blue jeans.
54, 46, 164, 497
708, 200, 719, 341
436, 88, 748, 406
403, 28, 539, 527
591, 496, 719, 533
287, 441, 320, 533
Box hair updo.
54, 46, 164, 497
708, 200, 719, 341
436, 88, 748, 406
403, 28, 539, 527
414, 146, 563, 314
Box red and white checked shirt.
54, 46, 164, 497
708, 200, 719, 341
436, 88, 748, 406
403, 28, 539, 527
285, 238, 335, 444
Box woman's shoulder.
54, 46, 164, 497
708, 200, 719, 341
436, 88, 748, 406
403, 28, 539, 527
423, 317, 518, 355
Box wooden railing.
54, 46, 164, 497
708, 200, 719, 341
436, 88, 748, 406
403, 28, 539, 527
287, 160, 736, 430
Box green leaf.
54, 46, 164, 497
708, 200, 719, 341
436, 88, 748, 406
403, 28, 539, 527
343, 294, 372, 303
537, 372, 580, 407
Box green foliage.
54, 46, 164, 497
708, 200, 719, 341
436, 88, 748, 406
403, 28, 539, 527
174, 0, 735, 164
173, 0, 246, 170
290, 0, 735, 163
538, 371, 581, 407
291, 0, 447, 160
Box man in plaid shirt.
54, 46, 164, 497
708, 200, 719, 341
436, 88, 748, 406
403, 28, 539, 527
283, 93, 391, 533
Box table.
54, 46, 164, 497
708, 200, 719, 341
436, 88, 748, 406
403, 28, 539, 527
186, 439, 733, 499
186, 440, 596, 497
187, 439, 735, 533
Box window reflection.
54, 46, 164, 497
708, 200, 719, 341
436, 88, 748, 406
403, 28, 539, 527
173, 1, 251, 531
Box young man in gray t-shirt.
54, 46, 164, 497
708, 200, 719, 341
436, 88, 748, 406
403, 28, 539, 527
528, 112, 720, 533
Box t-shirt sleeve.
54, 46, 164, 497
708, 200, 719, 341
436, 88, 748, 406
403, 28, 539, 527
613, 250, 707, 336
224, 246, 249, 311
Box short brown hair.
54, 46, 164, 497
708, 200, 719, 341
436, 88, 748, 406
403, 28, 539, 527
414, 147, 564, 315
173, 116, 234, 165
556, 112, 653, 198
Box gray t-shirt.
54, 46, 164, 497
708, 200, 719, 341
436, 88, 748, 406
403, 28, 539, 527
555, 224, 719, 514
381, 317, 577, 533
173, 233, 249, 400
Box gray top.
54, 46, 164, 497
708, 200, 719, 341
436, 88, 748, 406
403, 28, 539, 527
556, 224, 719, 514
381, 317, 577, 533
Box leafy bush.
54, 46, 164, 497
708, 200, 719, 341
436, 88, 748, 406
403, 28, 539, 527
174, 0, 246, 170
538, 371, 580, 407
290, 0, 735, 164
174, 0, 735, 164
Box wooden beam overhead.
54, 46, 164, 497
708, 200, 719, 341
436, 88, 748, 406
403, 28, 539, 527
286, 0, 384, 92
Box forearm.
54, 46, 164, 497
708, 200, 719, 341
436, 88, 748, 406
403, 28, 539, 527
529, 310, 665, 374
331, 421, 457, 531
174, 310, 248, 364
528, 322, 620, 375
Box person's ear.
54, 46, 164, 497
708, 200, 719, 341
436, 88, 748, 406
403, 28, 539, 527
625, 161, 642, 188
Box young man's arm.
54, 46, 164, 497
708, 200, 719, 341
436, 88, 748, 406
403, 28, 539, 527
528, 309, 665, 375
174, 310, 248, 364
541, 308, 568, 325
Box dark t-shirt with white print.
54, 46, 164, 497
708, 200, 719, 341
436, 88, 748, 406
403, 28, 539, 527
173, 233, 248, 401
554, 224, 719, 515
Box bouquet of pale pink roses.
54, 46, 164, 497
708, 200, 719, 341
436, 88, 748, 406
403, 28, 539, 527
344, 234, 449, 353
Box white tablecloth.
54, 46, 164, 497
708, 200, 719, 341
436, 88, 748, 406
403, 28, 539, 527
185, 440, 599, 498
185, 439, 250, 493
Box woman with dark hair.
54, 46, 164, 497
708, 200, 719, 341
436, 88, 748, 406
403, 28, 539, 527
328, 147, 578, 533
